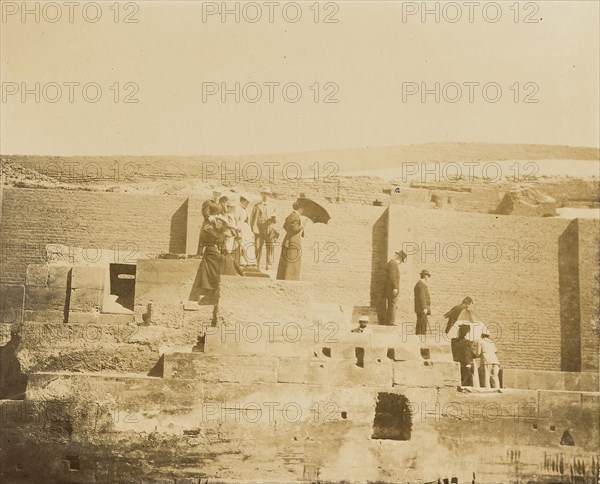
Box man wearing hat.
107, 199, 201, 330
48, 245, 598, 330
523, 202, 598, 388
250, 187, 277, 270
382, 250, 407, 325
351, 315, 372, 335
472, 326, 501, 388
414, 269, 432, 335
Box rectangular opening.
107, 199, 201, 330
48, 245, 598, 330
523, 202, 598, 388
66, 455, 80, 471
355, 347, 365, 368
372, 392, 412, 441
104, 263, 136, 313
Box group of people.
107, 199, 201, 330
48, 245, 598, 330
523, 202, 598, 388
197, 186, 307, 292
451, 319, 501, 388
357, 249, 502, 388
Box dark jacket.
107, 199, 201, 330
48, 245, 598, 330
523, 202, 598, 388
384, 260, 400, 298
202, 199, 223, 220
414, 279, 431, 315
276, 211, 303, 281
451, 337, 474, 366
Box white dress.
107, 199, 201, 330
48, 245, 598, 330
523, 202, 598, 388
236, 205, 256, 265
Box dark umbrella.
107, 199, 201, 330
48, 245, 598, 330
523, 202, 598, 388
296, 198, 331, 224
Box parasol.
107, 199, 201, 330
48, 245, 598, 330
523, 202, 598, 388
296, 198, 331, 225
448, 308, 489, 341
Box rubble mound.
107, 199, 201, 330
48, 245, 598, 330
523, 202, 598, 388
495, 186, 557, 216
1, 158, 61, 187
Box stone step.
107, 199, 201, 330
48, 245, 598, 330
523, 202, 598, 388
241, 266, 270, 278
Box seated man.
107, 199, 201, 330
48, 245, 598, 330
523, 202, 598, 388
351, 315, 373, 335
451, 324, 475, 386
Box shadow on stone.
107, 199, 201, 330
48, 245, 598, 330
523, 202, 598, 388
147, 354, 164, 377
0, 333, 28, 399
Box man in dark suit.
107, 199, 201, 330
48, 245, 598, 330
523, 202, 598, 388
382, 250, 407, 325
414, 269, 431, 335
451, 324, 475, 386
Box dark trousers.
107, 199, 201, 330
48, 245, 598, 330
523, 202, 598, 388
255, 233, 274, 268
384, 294, 398, 325
460, 364, 474, 386
416, 313, 429, 335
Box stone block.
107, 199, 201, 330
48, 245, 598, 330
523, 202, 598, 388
563, 371, 599, 392
98, 313, 135, 325
420, 341, 454, 361
18, 322, 141, 348
217, 276, 314, 326
68, 311, 100, 324
423, 360, 461, 386
141, 302, 185, 328
69, 288, 102, 312
163, 353, 279, 383
24, 286, 67, 310
327, 358, 392, 387
22, 309, 64, 323
278, 357, 329, 385
392, 361, 446, 388
205, 329, 268, 355
25, 373, 205, 427
313, 302, 352, 333
135, 282, 195, 306
70, 266, 105, 290
135, 259, 201, 285
25, 265, 48, 286
47, 266, 72, 288
537, 390, 582, 420
385, 344, 422, 362
17, 343, 159, 374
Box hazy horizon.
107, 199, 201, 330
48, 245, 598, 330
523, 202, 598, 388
2, 1, 599, 155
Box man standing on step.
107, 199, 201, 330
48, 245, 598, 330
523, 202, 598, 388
250, 187, 277, 270
414, 269, 432, 335
382, 250, 407, 325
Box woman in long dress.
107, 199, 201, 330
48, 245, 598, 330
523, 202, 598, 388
236, 195, 256, 266
199, 216, 242, 292
276, 202, 305, 281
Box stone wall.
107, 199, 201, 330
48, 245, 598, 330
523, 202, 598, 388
578, 219, 600, 372
0, 188, 187, 285
387, 205, 573, 371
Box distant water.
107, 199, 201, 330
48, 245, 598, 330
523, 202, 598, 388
555, 208, 600, 219
341, 159, 599, 181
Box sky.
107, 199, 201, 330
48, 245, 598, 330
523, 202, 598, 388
1, 0, 599, 155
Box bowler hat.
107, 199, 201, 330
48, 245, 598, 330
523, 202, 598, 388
395, 250, 407, 262
420, 269, 431, 277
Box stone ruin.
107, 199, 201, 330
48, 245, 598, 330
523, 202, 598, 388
0, 256, 599, 483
